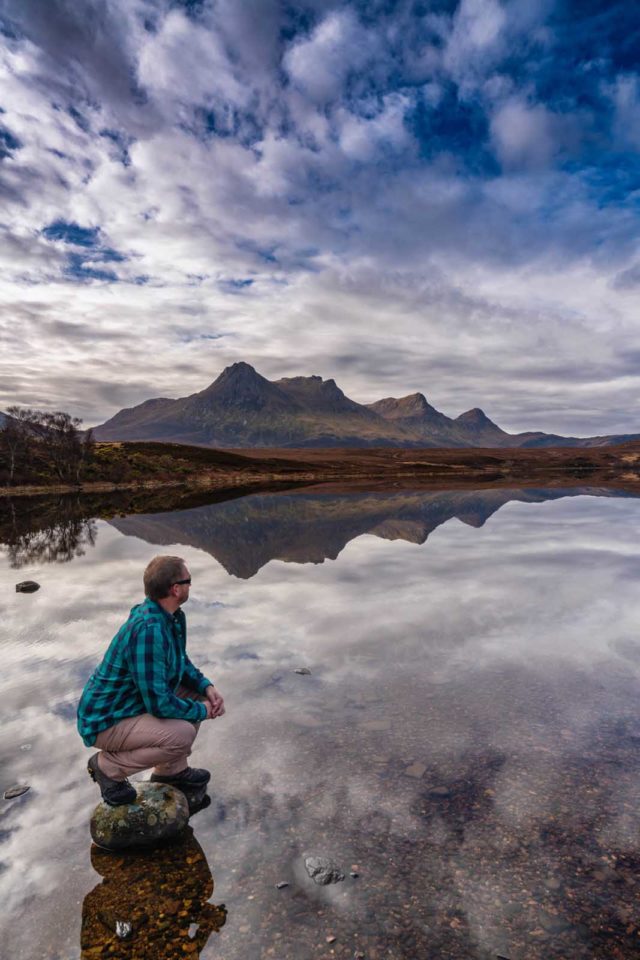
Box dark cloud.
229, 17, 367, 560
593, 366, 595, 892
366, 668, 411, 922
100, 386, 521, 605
0, 0, 148, 113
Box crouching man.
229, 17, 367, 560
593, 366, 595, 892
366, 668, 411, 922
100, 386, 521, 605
77, 555, 225, 806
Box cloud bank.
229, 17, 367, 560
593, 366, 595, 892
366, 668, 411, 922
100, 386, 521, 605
0, 0, 639, 434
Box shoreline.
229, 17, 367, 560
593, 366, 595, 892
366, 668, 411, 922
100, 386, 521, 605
2, 440, 640, 499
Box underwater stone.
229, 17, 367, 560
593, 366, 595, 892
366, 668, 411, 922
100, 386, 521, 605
294, 667, 312, 675
90, 782, 189, 851
304, 855, 345, 885
115, 921, 133, 939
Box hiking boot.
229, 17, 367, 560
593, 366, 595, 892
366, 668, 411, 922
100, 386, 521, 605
150, 766, 211, 789
188, 793, 212, 816
87, 753, 137, 806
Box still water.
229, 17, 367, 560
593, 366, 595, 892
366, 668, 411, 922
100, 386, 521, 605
2, 486, 640, 959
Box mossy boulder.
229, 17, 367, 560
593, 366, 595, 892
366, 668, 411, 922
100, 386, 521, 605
90, 782, 189, 851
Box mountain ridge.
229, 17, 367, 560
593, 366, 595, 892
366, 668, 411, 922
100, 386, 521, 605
89, 362, 640, 449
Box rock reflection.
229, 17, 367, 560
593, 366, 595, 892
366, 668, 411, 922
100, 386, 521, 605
81, 827, 226, 959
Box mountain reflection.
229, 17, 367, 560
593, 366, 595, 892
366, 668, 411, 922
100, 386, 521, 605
81, 827, 226, 959
108, 486, 636, 579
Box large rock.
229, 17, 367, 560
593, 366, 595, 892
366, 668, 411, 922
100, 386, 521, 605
304, 855, 345, 885
90, 782, 189, 851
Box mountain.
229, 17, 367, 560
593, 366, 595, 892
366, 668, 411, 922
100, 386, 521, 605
92, 362, 640, 449
94, 362, 419, 447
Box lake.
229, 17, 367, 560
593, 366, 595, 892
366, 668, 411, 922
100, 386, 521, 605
2, 485, 640, 960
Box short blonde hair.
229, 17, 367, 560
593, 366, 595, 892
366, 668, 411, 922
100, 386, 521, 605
143, 555, 186, 601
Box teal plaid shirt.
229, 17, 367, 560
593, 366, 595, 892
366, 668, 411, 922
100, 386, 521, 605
77, 598, 212, 747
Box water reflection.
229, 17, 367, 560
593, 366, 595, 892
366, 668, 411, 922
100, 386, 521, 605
109, 486, 637, 578
3, 488, 640, 959
4, 485, 637, 578
0, 495, 98, 567
81, 827, 227, 958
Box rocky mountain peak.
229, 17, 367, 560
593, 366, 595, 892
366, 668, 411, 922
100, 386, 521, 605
367, 393, 434, 420
214, 361, 263, 385
199, 361, 295, 413
456, 408, 505, 434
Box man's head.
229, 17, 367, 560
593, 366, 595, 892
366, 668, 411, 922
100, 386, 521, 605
144, 555, 191, 608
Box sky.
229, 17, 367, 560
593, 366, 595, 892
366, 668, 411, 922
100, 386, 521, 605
0, 0, 639, 435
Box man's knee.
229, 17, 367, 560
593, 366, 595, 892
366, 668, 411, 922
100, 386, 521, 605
160, 720, 198, 755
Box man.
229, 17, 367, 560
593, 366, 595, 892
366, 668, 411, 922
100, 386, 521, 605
77, 555, 225, 806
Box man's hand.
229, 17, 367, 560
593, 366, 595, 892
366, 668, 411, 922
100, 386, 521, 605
204, 685, 225, 718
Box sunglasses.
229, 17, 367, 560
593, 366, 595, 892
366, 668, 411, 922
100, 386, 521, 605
173, 578, 192, 586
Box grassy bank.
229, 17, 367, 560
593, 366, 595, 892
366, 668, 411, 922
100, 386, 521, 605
3, 438, 640, 498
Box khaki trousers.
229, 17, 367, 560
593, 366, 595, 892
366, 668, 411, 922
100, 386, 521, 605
94, 685, 205, 780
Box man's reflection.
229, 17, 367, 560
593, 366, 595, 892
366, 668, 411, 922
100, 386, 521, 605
81, 826, 226, 958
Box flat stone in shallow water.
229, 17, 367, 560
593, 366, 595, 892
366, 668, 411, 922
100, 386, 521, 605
90, 782, 189, 851
15, 580, 40, 593
3, 783, 30, 800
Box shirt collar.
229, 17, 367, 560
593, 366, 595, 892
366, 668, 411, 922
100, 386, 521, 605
142, 597, 183, 623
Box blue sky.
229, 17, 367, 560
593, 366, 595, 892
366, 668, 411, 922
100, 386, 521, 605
0, 0, 639, 434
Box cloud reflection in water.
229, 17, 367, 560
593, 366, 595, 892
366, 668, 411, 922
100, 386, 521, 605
1, 488, 640, 958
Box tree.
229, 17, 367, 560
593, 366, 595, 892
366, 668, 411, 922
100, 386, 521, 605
0, 406, 94, 485
31, 410, 86, 482
1, 406, 36, 485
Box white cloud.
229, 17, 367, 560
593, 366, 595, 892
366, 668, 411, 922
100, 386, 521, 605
490, 97, 557, 170
284, 9, 380, 104
137, 9, 252, 118
336, 92, 414, 161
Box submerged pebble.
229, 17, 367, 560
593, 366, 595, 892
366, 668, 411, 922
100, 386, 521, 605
294, 667, 312, 675
304, 855, 345, 885
115, 920, 133, 939
404, 762, 426, 779
428, 785, 452, 797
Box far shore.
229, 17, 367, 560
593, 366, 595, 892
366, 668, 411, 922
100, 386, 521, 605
3, 439, 640, 499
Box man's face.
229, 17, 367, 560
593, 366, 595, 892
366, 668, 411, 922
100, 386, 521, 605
174, 565, 191, 606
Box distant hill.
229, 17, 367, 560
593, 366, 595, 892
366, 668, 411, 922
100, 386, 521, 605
91, 362, 640, 449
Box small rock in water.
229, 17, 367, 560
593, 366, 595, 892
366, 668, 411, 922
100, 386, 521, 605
90, 782, 189, 850
404, 762, 426, 779
540, 913, 573, 935
3, 783, 30, 800
15, 580, 40, 593
326, 935, 337, 944
276, 881, 289, 889
294, 667, 311, 675
360, 719, 390, 731
304, 855, 345, 885
428, 785, 452, 798
115, 921, 133, 940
